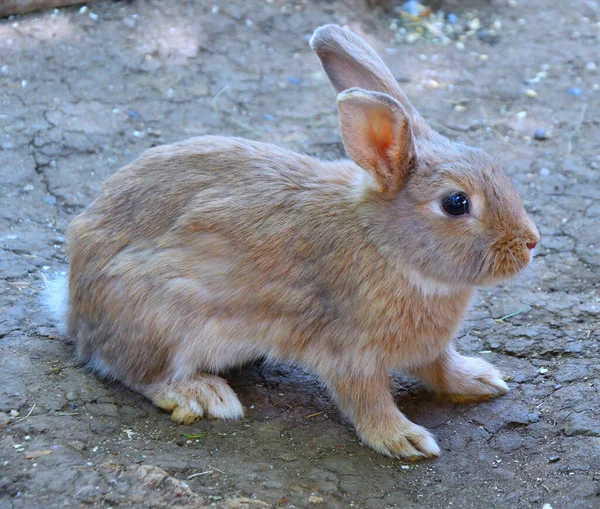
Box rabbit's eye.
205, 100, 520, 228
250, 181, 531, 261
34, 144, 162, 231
442, 192, 470, 216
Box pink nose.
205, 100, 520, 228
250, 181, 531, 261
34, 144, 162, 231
526, 241, 538, 250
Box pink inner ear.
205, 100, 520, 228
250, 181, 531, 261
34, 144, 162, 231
368, 113, 394, 158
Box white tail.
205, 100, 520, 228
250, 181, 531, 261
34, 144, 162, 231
41, 271, 69, 334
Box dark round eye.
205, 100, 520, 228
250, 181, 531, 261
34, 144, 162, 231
442, 192, 470, 216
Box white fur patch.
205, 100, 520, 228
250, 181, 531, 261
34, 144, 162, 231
40, 271, 68, 334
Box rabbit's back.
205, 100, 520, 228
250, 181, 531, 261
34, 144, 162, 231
66, 136, 367, 382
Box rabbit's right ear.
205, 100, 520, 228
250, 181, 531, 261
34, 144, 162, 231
337, 88, 416, 195
310, 24, 418, 119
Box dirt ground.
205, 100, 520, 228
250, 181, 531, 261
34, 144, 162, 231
1, 0, 599, 507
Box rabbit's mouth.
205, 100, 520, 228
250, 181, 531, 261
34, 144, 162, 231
478, 238, 535, 284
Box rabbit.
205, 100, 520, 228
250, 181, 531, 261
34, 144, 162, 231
43, 24, 540, 460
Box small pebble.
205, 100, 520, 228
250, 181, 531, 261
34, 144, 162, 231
539, 167, 551, 176
23, 184, 34, 191
525, 89, 538, 98
548, 455, 560, 463
516, 111, 527, 120
211, 6, 219, 14
447, 13, 458, 24
455, 41, 465, 50
478, 54, 488, 62
539, 367, 548, 374
66, 391, 78, 401
586, 61, 597, 72
89, 12, 98, 21
1, 65, 8, 74
406, 33, 420, 44
468, 18, 481, 31
42, 194, 57, 205
567, 86, 583, 97
534, 128, 548, 140
493, 19, 502, 31
79, 5, 87, 14
399, 1, 430, 17
287, 77, 301, 85
454, 104, 467, 112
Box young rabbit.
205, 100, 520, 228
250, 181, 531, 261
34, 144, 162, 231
44, 24, 539, 460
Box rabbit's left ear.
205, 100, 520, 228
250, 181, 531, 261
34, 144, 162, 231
337, 88, 416, 195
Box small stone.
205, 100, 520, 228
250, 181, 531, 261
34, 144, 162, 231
585, 61, 597, 72
287, 77, 301, 85
123, 16, 136, 28
539, 167, 551, 176
493, 19, 502, 31
468, 18, 481, 31
447, 13, 458, 24
548, 455, 560, 463
455, 41, 465, 50
9, 410, 19, 418
525, 89, 538, 98
542, 504, 553, 509
0, 414, 11, 429
478, 54, 489, 62
42, 194, 57, 205
211, 6, 219, 14
454, 104, 467, 112
280, 4, 294, 15
23, 183, 34, 191
406, 33, 420, 44
66, 391, 78, 401
399, 1, 430, 17
566, 86, 583, 96
79, 5, 87, 14
534, 128, 548, 140
516, 111, 527, 120
539, 367, 548, 374
308, 495, 324, 504
89, 12, 98, 21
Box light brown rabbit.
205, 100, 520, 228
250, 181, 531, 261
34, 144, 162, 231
44, 24, 539, 460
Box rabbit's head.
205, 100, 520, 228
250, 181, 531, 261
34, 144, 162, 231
310, 25, 539, 290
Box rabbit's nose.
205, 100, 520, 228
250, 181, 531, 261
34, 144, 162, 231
526, 240, 538, 250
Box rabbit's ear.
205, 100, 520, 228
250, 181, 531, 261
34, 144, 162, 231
337, 88, 416, 195
310, 24, 418, 119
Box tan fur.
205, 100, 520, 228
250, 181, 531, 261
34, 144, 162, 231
61, 25, 539, 460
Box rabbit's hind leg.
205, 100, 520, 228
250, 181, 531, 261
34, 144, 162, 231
135, 374, 244, 424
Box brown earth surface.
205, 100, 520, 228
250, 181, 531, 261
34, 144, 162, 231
1, 0, 599, 508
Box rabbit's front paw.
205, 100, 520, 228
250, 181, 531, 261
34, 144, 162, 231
137, 374, 244, 424
440, 356, 509, 403
360, 419, 440, 460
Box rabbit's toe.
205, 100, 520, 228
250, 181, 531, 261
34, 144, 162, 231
138, 375, 244, 424
362, 420, 440, 461
442, 357, 509, 403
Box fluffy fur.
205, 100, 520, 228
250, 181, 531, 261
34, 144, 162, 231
44, 25, 539, 460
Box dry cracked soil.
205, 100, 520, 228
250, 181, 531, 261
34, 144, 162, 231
0, 0, 599, 508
